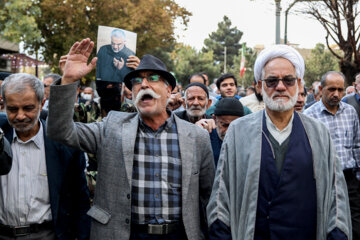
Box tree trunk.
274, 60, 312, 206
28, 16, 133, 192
339, 59, 358, 86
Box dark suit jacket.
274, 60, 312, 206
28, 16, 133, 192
0, 134, 12, 175
0, 113, 91, 240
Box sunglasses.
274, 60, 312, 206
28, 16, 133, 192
131, 74, 161, 85
263, 77, 297, 88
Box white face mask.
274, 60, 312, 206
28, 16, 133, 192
81, 93, 92, 101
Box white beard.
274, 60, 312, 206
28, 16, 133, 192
262, 83, 298, 112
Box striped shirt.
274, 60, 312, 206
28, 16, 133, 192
0, 122, 52, 226
304, 100, 360, 169
131, 112, 182, 224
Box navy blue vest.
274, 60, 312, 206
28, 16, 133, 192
254, 112, 317, 240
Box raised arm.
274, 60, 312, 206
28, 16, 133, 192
62, 38, 98, 85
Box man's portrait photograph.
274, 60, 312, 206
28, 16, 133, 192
96, 25, 137, 83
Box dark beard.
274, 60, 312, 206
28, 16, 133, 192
255, 91, 263, 101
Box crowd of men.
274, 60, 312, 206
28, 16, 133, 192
0, 38, 358, 240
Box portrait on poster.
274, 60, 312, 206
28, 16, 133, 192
96, 25, 137, 83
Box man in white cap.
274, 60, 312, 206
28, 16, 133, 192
207, 45, 351, 240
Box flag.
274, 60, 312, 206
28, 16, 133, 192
240, 44, 246, 77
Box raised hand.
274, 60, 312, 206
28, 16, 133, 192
62, 38, 97, 85
59, 55, 68, 74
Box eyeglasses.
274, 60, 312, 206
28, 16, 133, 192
131, 74, 162, 85
263, 77, 297, 88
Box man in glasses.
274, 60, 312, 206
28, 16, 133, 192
46, 39, 215, 240
304, 71, 360, 240
207, 45, 351, 240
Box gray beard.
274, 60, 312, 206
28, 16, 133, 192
262, 84, 298, 112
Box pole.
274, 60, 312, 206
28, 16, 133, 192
284, 10, 288, 44
224, 46, 227, 73
275, 0, 281, 44
35, 50, 39, 77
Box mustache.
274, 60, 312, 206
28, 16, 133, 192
134, 89, 160, 106
272, 91, 290, 98
12, 118, 32, 124
188, 105, 205, 111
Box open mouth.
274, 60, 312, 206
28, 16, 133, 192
141, 94, 154, 101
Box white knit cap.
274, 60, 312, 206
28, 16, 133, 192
254, 44, 305, 83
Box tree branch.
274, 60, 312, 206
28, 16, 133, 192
325, 34, 342, 59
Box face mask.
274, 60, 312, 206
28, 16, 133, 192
81, 93, 92, 101
123, 97, 133, 104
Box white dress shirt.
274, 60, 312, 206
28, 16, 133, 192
0, 123, 52, 226
265, 110, 294, 145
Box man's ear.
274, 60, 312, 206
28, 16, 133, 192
257, 80, 262, 90
166, 85, 172, 98
207, 99, 212, 109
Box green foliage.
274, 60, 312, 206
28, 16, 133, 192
202, 16, 243, 72
0, 0, 42, 53
304, 43, 339, 87
0, 0, 191, 75
229, 45, 257, 88
170, 43, 221, 86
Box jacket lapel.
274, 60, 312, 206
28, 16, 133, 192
122, 115, 139, 186
42, 120, 62, 223
175, 116, 194, 203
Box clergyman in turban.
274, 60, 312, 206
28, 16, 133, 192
207, 45, 352, 240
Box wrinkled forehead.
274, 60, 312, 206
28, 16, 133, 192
186, 86, 207, 98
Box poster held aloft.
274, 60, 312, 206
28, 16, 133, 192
96, 25, 137, 83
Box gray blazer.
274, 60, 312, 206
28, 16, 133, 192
47, 81, 215, 240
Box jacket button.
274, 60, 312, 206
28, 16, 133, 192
127, 194, 130, 199
125, 218, 130, 224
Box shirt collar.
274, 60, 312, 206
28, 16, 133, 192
319, 99, 345, 115
138, 109, 175, 133
12, 121, 43, 148
264, 110, 294, 133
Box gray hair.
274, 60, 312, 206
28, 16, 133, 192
44, 73, 61, 82
1, 73, 44, 104
111, 29, 126, 39
320, 71, 345, 87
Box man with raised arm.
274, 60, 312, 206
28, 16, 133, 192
47, 38, 214, 240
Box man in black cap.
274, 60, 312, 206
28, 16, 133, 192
175, 82, 212, 123
196, 97, 244, 166
46, 38, 215, 240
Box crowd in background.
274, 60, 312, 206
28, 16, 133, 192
0, 39, 358, 240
